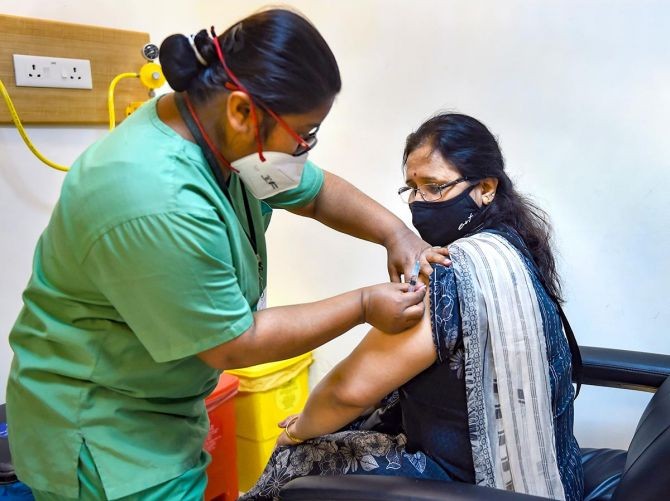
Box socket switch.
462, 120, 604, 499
13, 54, 93, 90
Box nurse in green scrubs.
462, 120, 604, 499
6, 8, 445, 501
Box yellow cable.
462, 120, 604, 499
0, 79, 70, 172
107, 72, 139, 130
1, 66, 157, 172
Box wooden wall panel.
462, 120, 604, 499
0, 14, 151, 124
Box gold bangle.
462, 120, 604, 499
283, 416, 304, 444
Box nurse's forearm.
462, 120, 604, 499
295, 171, 431, 282
197, 282, 425, 369
198, 291, 362, 369
246, 291, 366, 365
293, 171, 411, 247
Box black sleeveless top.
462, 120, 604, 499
399, 261, 474, 483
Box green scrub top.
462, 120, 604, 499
6, 97, 324, 499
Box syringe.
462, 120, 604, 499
408, 260, 421, 292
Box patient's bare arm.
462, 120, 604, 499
278, 277, 436, 445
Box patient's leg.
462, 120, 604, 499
240, 429, 452, 501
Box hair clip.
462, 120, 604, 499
188, 33, 208, 66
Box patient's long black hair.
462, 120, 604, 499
403, 113, 563, 304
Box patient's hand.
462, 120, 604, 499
276, 414, 303, 447
277, 415, 296, 429
276, 431, 296, 447
418, 245, 452, 273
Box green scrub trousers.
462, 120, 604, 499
31, 444, 209, 500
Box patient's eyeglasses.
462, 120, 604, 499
398, 177, 470, 203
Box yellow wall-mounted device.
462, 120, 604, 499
108, 45, 166, 130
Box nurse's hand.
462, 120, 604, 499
385, 228, 450, 282
361, 282, 426, 333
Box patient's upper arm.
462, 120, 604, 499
325, 276, 438, 409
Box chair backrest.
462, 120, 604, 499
614, 376, 670, 500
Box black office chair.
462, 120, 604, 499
280, 346, 670, 500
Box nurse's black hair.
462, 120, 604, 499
403, 113, 563, 304
159, 8, 341, 116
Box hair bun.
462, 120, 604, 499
159, 34, 200, 92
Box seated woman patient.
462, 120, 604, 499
242, 113, 584, 501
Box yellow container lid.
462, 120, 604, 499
225, 351, 312, 379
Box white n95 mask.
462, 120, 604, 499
232, 151, 307, 199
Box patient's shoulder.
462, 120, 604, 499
429, 263, 456, 284
427, 264, 461, 364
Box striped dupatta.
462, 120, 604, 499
448, 232, 565, 499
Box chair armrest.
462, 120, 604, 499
280, 475, 550, 501
581, 346, 670, 392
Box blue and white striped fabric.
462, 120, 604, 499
442, 230, 582, 500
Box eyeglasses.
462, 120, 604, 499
249, 100, 319, 157
293, 125, 319, 157
210, 27, 318, 159
398, 177, 470, 203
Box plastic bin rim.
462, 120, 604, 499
206, 373, 239, 404
225, 352, 312, 379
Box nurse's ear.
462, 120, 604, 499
225, 91, 256, 137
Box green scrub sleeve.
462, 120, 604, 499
82, 210, 254, 363
264, 159, 325, 209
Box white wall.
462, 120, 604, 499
0, 0, 206, 397
2, 0, 668, 452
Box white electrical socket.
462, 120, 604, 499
13, 54, 93, 90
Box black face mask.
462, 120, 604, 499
410, 184, 483, 246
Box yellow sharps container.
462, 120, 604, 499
225, 352, 312, 491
